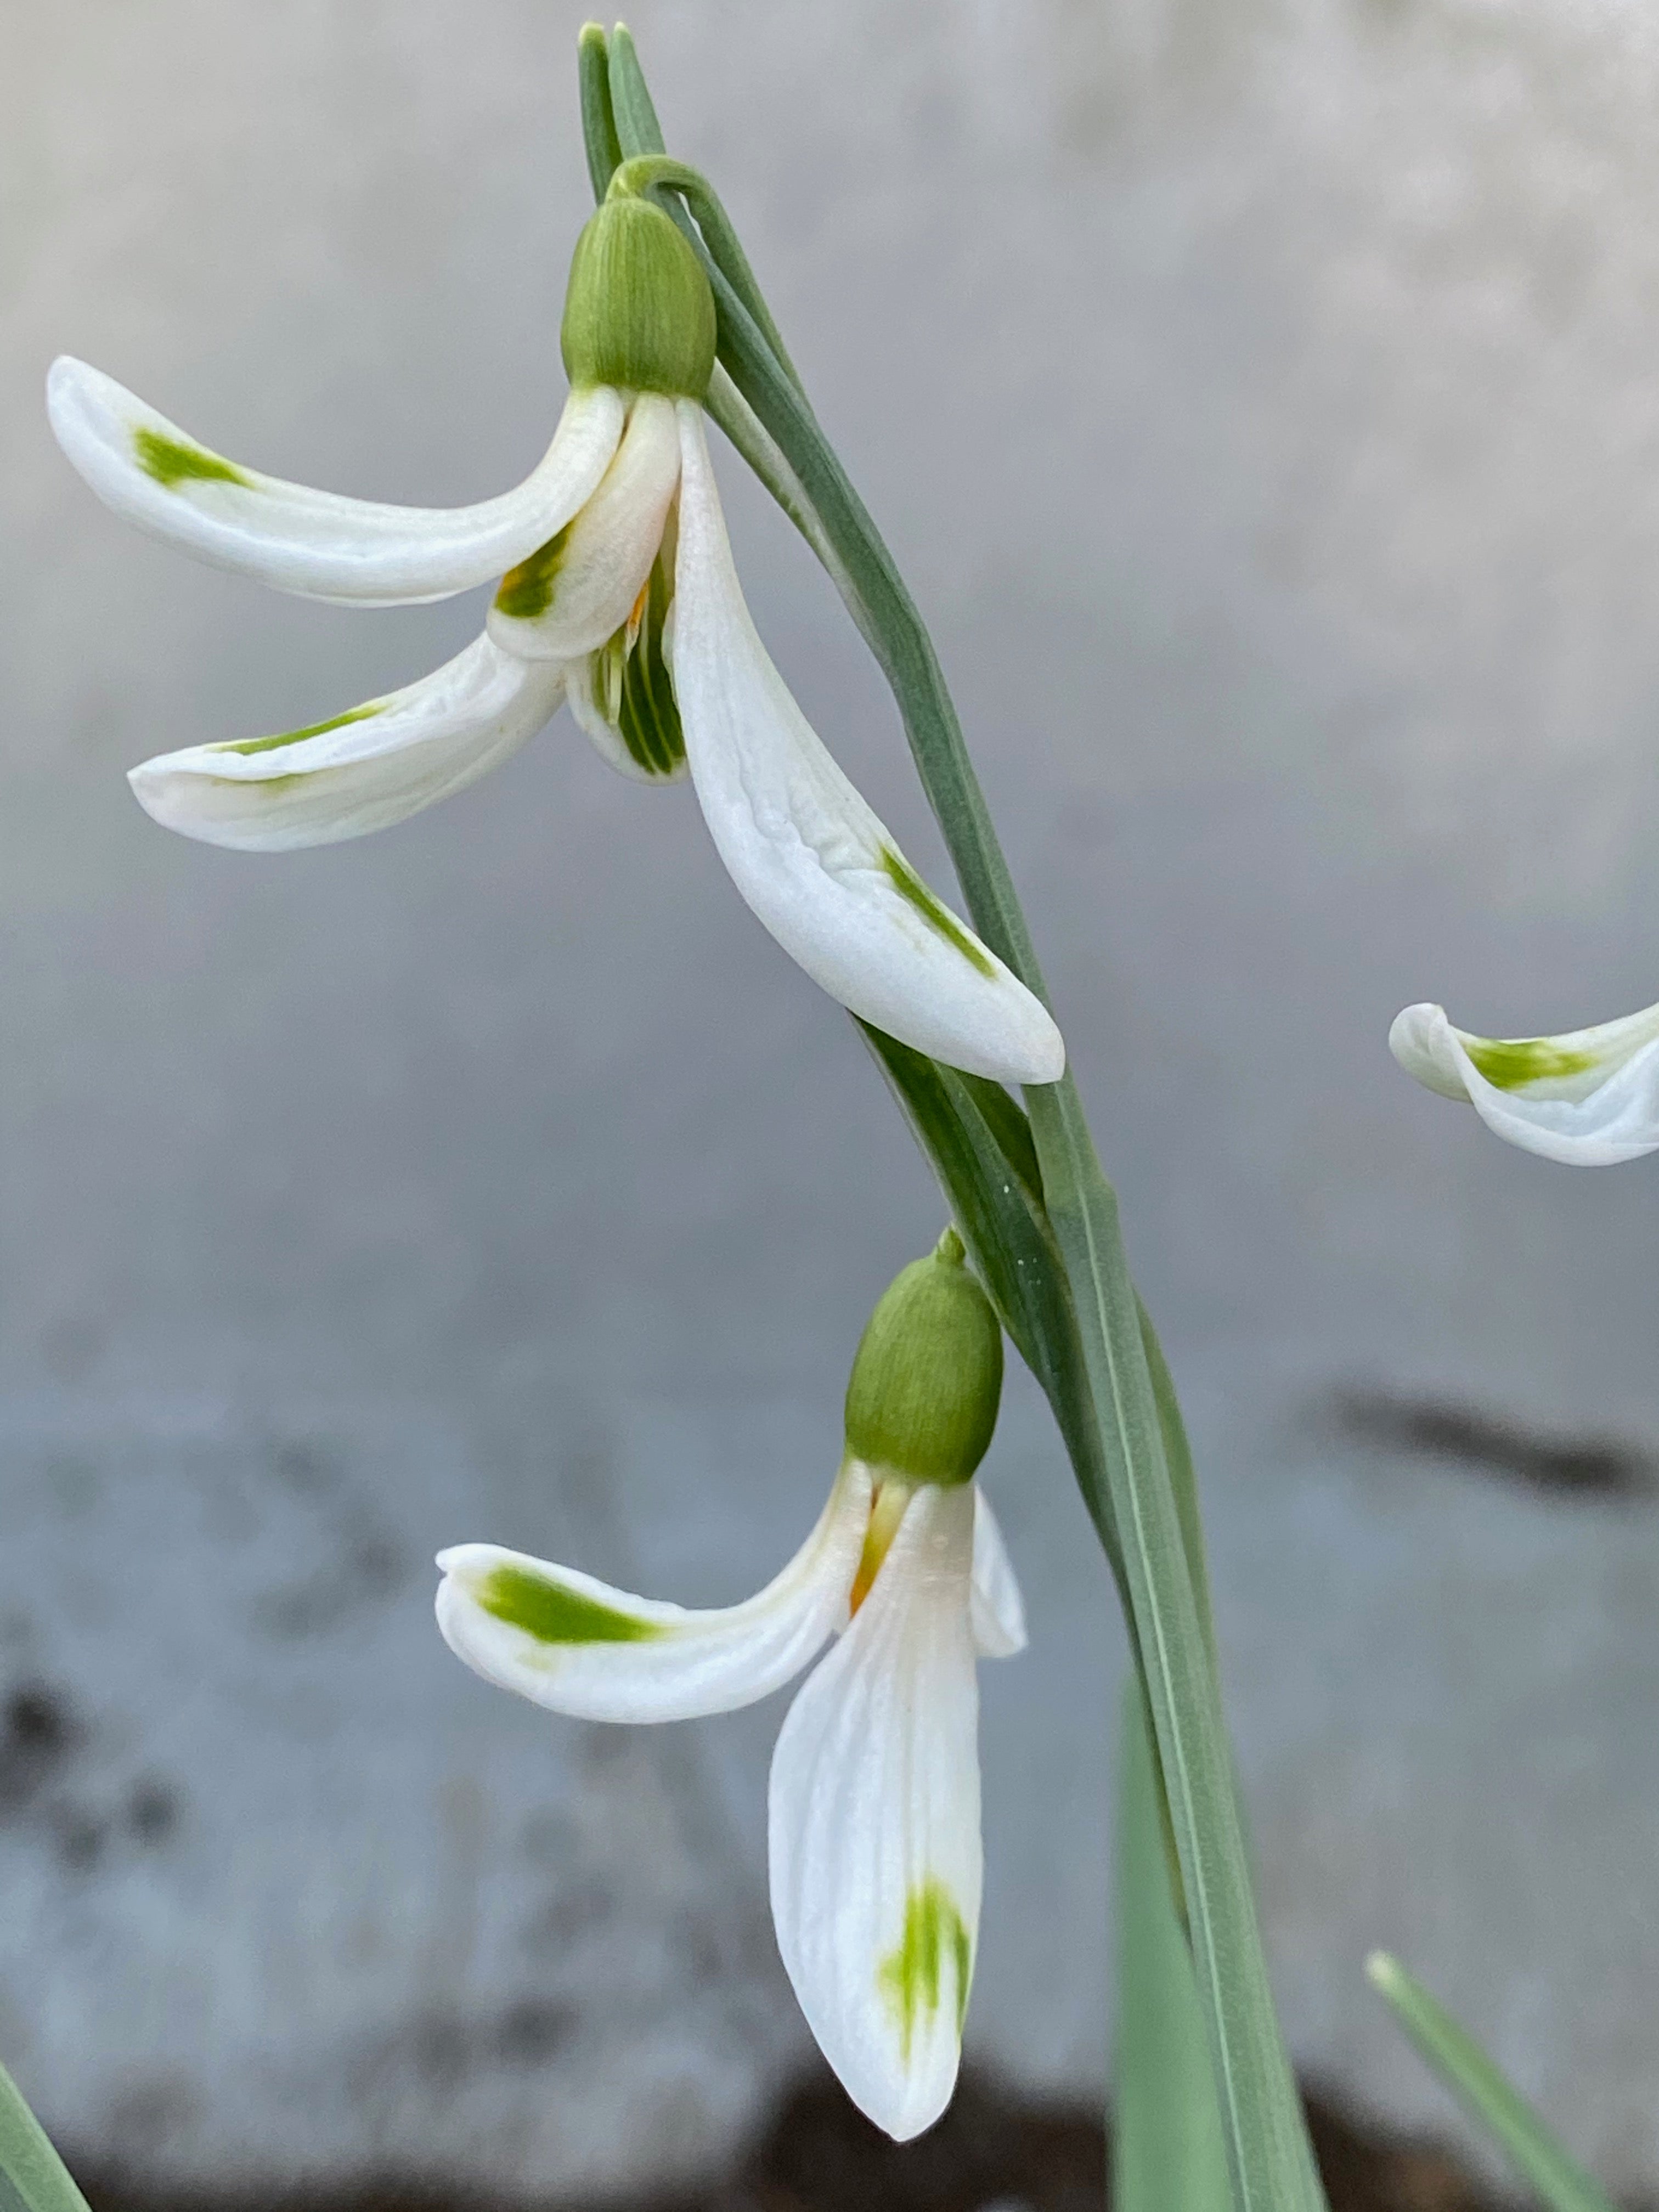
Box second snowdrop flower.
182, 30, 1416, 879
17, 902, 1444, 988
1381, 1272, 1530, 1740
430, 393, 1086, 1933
48, 176, 1062, 1086
435, 1229, 1025, 2142
1390, 998, 1659, 1165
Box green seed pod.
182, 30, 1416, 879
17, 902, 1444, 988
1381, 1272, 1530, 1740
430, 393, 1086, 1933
560, 196, 717, 399
843, 1230, 1004, 1488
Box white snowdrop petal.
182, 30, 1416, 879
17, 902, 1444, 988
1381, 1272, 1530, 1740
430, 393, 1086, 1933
48, 356, 624, 605
769, 1483, 981, 2142
970, 1492, 1026, 1658
1390, 998, 1659, 1165
435, 1460, 871, 1724
488, 393, 681, 662
127, 633, 563, 851
670, 402, 1065, 1087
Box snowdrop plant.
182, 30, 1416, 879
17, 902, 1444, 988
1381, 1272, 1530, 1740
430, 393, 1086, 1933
1391, 998, 1659, 1164
46, 22, 1333, 2210
438, 1232, 1023, 2141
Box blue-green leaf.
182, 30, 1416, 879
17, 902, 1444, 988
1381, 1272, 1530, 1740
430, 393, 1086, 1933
1115, 1684, 1232, 2212
1367, 1954, 1617, 2212
0, 2063, 92, 2212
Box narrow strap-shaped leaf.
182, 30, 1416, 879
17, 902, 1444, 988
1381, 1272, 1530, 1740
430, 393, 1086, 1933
604, 25, 665, 161
1029, 1085, 1321, 2212
1367, 1955, 1618, 2212
1115, 1684, 1232, 2212
1138, 1299, 1218, 1678
0, 2064, 93, 2212
577, 25, 623, 201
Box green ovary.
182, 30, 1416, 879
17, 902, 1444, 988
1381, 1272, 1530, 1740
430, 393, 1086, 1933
133, 428, 251, 490
1464, 1037, 1600, 1092
879, 850, 994, 977
475, 1564, 661, 1646
878, 1877, 972, 2062
215, 704, 383, 757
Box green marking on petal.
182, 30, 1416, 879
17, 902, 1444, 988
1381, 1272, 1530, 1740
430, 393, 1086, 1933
880, 849, 995, 978
213, 703, 384, 757
878, 1877, 973, 2063
474, 1564, 662, 1646
495, 521, 575, 623
618, 552, 685, 778
1464, 1037, 1601, 1091
133, 428, 251, 491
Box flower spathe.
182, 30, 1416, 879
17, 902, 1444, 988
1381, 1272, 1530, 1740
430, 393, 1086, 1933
46, 195, 1065, 1086
1390, 998, 1659, 1165
435, 1233, 1023, 2141
436, 1467, 1023, 2141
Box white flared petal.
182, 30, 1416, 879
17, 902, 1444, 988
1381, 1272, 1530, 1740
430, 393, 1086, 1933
48, 356, 624, 605
671, 402, 1065, 1088
970, 1492, 1026, 1658
769, 1482, 981, 2141
1390, 999, 1659, 1165
487, 393, 681, 661
127, 633, 562, 851
435, 1459, 872, 1724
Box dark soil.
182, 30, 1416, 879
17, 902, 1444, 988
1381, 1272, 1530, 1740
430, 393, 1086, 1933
75, 2064, 1539, 2212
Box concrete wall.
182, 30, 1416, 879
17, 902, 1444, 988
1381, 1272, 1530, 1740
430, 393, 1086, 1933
3, 0, 1659, 2196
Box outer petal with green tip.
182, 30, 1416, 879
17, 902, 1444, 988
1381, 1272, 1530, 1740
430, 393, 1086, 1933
47, 356, 624, 606
127, 634, 563, 851
1390, 999, 1659, 1165
670, 400, 1065, 1087
768, 1482, 981, 2142
434, 1459, 871, 1723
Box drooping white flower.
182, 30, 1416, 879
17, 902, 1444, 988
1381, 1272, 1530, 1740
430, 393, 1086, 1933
435, 1233, 1024, 2141
48, 186, 1064, 1087
1390, 998, 1659, 1165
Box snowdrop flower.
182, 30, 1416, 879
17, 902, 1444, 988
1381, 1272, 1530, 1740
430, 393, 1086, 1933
1390, 998, 1659, 1165
48, 184, 1063, 1086
436, 1231, 1024, 2141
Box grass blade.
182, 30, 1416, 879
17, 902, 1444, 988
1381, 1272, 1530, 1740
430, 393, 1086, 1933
0, 2064, 92, 2212
1116, 1684, 1232, 2212
1367, 1954, 1617, 2212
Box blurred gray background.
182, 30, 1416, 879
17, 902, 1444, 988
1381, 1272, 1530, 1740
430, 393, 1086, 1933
4, 0, 1659, 2197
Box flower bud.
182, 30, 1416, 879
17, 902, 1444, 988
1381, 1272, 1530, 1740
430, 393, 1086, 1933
843, 1231, 1003, 1488
561, 196, 718, 400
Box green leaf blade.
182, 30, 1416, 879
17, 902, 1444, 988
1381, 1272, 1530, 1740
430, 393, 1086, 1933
0, 2064, 92, 2212
1115, 1684, 1232, 2212
1367, 1954, 1618, 2212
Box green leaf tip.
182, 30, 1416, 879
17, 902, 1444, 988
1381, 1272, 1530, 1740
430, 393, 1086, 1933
843, 1243, 1002, 1487
881, 848, 995, 977
878, 1877, 972, 2060
133, 427, 250, 492
1368, 1951, 1618, 2212
477, 1565, 661, 1646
